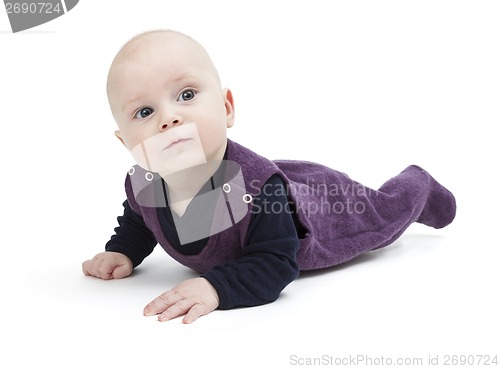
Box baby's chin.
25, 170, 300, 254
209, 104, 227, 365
132, 139, 208, 175
129, 122, 208, 174
151, 147, 208, 176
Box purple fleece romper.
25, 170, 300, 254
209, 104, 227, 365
125, 139, 456, 273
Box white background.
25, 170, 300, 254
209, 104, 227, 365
1, 1, 499, 368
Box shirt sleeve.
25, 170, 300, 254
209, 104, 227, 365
201, 174, 300, 310
105, 200, 157, 268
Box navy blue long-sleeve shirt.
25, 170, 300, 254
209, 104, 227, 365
105, 174, 301, 309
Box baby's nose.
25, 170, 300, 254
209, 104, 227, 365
160, 118, 181, 131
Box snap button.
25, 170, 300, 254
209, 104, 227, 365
145, 172, 154, 181
242, 194, 253, 203
128, 167, 135, 176
222, 183, 231, 193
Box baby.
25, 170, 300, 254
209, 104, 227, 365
82, 30, 456, 324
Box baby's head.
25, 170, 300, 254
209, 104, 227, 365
107, 30, 234, 174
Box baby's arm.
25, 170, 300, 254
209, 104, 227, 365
82, 199, 157, 279
203, 175, 300, 309
143, 175, 300, 323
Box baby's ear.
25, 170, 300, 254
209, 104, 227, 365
223, 88, 235, 128
114, 130, 127, 147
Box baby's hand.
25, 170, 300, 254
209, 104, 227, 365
82, 252, 133, 280
144, 278, 220, 324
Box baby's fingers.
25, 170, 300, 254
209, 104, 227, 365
143, 291, 182, 317
182, 303, 210, 324
158, 299, 194, 322
82, 259, 104, 278
83, 258, 113, 280
82, 260, 92, 276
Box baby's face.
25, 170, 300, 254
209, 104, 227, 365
107, 33, 234, 175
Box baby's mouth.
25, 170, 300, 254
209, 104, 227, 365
164, 138, 193, 150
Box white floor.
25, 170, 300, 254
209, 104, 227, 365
2, 195, 498, 368
1, 2, 499, 368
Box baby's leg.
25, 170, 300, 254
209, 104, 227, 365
369, 165, 456, 249
290, 163, 456, 269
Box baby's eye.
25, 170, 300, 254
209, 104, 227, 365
178, 89, 196, 102
134, 107, 154, 119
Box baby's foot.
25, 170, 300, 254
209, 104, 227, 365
416, 167, 457, 229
